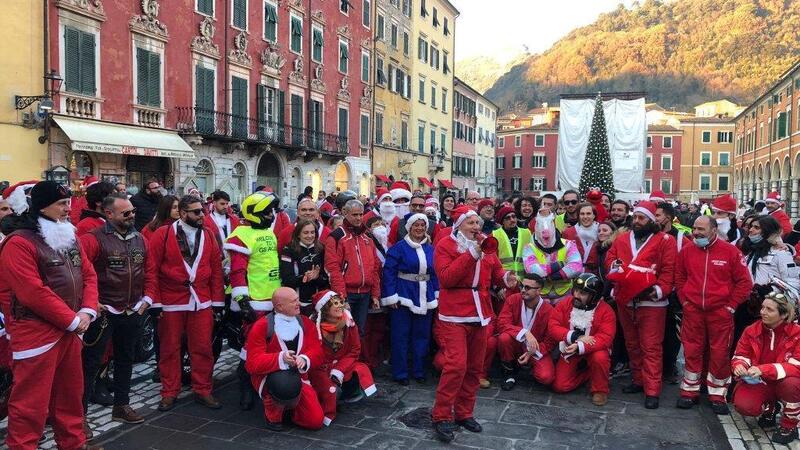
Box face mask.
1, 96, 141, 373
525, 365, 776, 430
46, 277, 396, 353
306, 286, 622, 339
716, 217, 731, 236
693, 237, 710, 248
749, 234, 763, 244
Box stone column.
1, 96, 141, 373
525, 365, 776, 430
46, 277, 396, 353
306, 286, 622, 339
792, 178, 800, 219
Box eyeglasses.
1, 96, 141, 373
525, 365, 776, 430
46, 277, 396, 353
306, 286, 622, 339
410, 204, 426, 209
564, 200, 579, 205
184, 208, 204, 215
121, 208, 137, 217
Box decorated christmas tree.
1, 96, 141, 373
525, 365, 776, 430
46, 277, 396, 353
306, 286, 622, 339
578, 93, 616, 198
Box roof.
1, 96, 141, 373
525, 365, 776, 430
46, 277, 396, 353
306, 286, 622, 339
736, 58, 800, 121
679, 116, 735, 124
647, 125, 680, 132
453, 77, 499, 110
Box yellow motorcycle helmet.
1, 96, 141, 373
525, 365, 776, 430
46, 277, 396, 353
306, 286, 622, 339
241, 191, 277, 227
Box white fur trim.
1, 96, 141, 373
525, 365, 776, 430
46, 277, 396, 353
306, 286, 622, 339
404, 213, 429, 234
380, 294, 399, 307
774, 363, 787, 380
298, 354, 311, 373
223, 243, 251, 255
66, 315, 81, 332
278, 351, 290, 370
569, 307, 595, 336
78, 307, 97, 321
37, 217, 77, 252
577, 341, 586, 355
633, 206, 656, 222
653, 285, 663, 300
516, 328, 528, 342
12, 340, 59, 360
390, 188, 412, 201
6, 183, 34, 214
452, 210, 479, 233
364, 384, 377, 396
330, 369, 344, 384
231, 286, 250, 299
314, 291, 338, 313
323, 417, 333, 426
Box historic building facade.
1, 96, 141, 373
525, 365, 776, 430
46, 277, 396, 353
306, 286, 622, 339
644, 125, 682, 199
678, 117, 732, 202
494, 124, 558, 198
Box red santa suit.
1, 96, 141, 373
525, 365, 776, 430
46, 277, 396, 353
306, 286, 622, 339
244, 313, 325, 429
271, 210, 291, 236
307, 291, 376, 426
150, 220, 225, 400
496, 293, 556, 385
765, 191, 792, 238
203, 209, 240, 245
276, 219, 331, 253
605, 203, 677, 397
75, 209, 106, 237
675, 237, 753, 402
562, 223, 600, 274
548, 296, 616, 394
0, 219, 98, 450
431, 207, 514, 424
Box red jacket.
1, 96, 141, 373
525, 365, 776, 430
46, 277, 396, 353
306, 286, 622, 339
149, 221, 225, 311
433, 233, 512, 326
732, 321, 800, 382
497, 293, 555, 353
244, 314, 323, 393
548, 297, 616, 356
675, 237, 753, 312
272, 210, 291, 237
324, 225, 381, 299
561, 225, 599, 274
76, 211, 106, 237
605, 230, 677, 306
769, 209, 792, 238
69, 195, 87, 225
203, 211, 240, 246
317, 323, 361, 381
277, 220, 331, 252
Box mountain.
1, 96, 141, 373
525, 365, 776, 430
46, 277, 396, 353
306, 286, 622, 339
484, 0, 800, 112
455, 51, 529, 95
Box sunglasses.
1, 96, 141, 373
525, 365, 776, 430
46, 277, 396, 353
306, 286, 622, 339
564, 200, 579, 205
184, 208, 204, 215
522, 285, 542, 291
121, 208, 137, 217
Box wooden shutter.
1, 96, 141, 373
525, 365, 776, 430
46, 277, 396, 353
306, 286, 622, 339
234, 0, 247, 28
204, 68, 215, 110
137, 48, 148, 104
79, 31, 96, 96
148, 51, 161, 106
277, 90, 285, 124
64, 27, 80, 93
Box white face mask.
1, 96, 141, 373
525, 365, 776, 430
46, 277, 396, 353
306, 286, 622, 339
535, 214, 556, 248
716, 217, 731, 237
379, 202, 396, 222
395, 202, 410, 218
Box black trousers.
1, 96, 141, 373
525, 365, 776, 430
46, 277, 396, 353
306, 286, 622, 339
662, 294, 683, 376
82, 311, 145, 409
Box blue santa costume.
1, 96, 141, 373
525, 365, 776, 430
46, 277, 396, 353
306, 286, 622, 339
381, 213, 439, 382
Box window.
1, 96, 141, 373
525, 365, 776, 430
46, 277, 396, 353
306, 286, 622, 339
390, 24, 398, 48
432, 7, 439, 27
232, 0, 247, 29
498, 137, 505, 148
497, 178, 504, 190
290, 15, 302, 53
643, 179, 652, 194
362, 0, 370, 27
374, 112, 383, 145
403, 32, 409, 56
311, 26, 323, 63
197, 0, 214, 15
441, 89, 447, 113
418, 123, 425, 153
63, 26, 96, 96
307, 98, 322, 145
135, 48, 161, 107
375, 57, 385, 85
700, 152, 711, 166
776, 111, 789, 140
661, 155, 672, 171
718, 175, 730, 191
663, 136, 672, 148
512, 177, 521, 191
719, 152, 730, 166
699, 174, 711, 191
532, 154, 546, 168
264, 1, 278, 42
430, 128, 436, 153
647, 136, 652, 148
420, 0, 428, 17
430, 47, 439, 70
289, 93, 303, 144
530, 177, 546, 192
360, 114, 369, 148
443, 17, 450, 36
418, 78, 425, 103
660, 179, 672, 194
194, 66, 215, 133
431, 86, 436, 108
360, 50, 369, 82
512, 154, 521, 169
514, 135, 521, 147
338, 107, 348, 139
443, 51, 450, 74
645, 154, 652, 170
440, 132, 446, 154
496, 156, 505, 169
376, 14, 385, 40
401, 120, 408, 149
418, 38, 428, 63
717, 131, 733, 143
701, 130, 711, 143
340, 0, 352, 13
534, 134, 544, 147
402, 0, 410, 17
339, 40, 349, 73
231, 76, 248, 138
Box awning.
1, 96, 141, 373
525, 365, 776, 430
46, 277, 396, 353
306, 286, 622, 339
438, 179, 455, 189
53, 115, 195, 159
418, 177, 434, 188
375, 174, 391, 183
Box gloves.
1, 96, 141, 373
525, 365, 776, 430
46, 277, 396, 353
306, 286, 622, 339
236, 296, 258, 324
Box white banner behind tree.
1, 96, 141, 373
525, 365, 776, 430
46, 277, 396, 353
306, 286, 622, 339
557, 97, 646, 194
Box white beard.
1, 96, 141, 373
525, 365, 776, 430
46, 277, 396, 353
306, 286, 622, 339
569, 306, 596, 334
716, 218, 731, 238
395, 202, 410, 218
379, 202, 397, 223
576, 222, 599, 246
37, 217, 77, 253
372, 225, 389, 250
274, 312, 301, 341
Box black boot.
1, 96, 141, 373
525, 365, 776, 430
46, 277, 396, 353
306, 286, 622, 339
500, 363, 516, 391
433, 421, 456, 443
622, 383, 644, 394
644, 396, 659, 409
237, 362, 254, 411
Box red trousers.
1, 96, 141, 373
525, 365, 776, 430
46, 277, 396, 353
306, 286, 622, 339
7, 335, 85, 450
362, 312, 388, 370
497, 333, 555, 386
309, 361, 376, 425
680, 305, 734, 402
733, 378, 800, 429
158, 309, 214, 398
617, 305, 665, 396
261, 382, 324, 430
552, 351, 611, 394
432, 321, 488, 423
482, 322, 498, 379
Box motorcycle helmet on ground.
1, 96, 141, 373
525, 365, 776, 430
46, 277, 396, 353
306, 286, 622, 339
241, 191, 277, 228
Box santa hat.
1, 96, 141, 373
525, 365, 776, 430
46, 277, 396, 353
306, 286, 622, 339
605, 263, 657, 306
711, 194, 737, 215
451, 205, 478, 235
765, 191, 781, 204
390, 181, 412, 202
633, 201, 657, 222
495, 205, 515, 223
375, 187, 391, 203
2, 180, 38, 214
649, 190, 666, 203
81, 175, 99, 189
424, 198, 439, 215
404, 213, 429, 234
188, 188, 202, 199
477, 199, 494, 214
311, 290, 354, 339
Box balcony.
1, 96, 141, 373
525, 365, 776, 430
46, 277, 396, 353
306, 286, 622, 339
175, 107, 348, 156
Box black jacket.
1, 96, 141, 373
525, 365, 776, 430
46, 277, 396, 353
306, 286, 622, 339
279, 243, 329, 306
130, 192, 160, 231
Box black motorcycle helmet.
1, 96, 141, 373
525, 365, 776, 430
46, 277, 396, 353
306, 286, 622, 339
265, 369, 302, 407
335, 190, 358, 211
572, 273, 603, 310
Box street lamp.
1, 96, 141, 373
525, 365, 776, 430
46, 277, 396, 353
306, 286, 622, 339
15, 70, 63, 110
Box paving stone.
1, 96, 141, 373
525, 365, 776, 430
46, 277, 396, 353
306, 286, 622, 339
547, 390, 626, 413
97, 424, 176, 448
494, 385, 551, 405
193, 421, 250, 440
149, 412, 210, 432
473, 398, 511, 422
605, 413, 713, 445
356, 417, 427, 438
356, 432, 420, 449
478, 421, 539, 441
537, 427, 595, 447
512, 439, 568, 450
500, 402, 604, 434
725, 423, 743, 439
96, 421, 121, 433
729, 439, 747, 450
288, 423, 376, 445
232, 428, 316, 448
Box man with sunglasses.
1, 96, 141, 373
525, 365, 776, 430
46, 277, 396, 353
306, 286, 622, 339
555, 190, 580, 232
80, 193, 158, 433
131, 179, 163, 231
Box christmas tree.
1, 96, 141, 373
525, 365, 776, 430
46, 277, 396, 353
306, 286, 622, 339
578, 93, 616, 198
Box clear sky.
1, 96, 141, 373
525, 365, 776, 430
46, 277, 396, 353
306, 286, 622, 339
451, 0, 637, 63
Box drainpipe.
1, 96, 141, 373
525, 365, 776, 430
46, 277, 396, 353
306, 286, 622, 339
44, 0, 51, 171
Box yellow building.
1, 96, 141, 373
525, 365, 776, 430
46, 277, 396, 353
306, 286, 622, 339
694, 99, 745, 119
0, 0, 48, 183
408, 0, 458, 192
679, 116, 735, 201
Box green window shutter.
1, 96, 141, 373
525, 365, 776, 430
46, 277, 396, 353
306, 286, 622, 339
79, 31, 96, 96
232, 77, 247, 116
204, 68, 215, 110
313, 28, 323, 61
199, 0, 213, 15
148, 51, 161, 106
256, 84, 266, 122
136, 48, 148, 105
64, 27, 80, 93
277, 90, 285, 125
265, 4, 277, 41
234, 0, 246, 29
195, 65, 204, 108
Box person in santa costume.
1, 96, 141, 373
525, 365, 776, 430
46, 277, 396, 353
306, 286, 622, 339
308, 290, 376, 425
431, 205, 516, 443
548, 273, 616, 406
362, 187, 395, 224
203, 190, 240, 246
522, 211, 583, 305
495, 273, 555, 391
675, 215, 753, 414
711, 194, 742, 244
561, 203, 601, 274
732, 291, 800, 445
0, 180, 100, 450
150, 195, 225, 412
381, 213, 439, 384
0, 180, 38, 242
764, 191, 792, 238
244, 287, 325, 431
276, 197, 330, 252
69, 175, 98, 226
75, 181, 114, 237
389, 180, 412, 219
605, 200, 677, 409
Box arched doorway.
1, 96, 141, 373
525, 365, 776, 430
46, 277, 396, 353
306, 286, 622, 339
334, 162, 349, 192
126, 155, 171, 192
256, 153, 282, 198
232, 162, 248, 204
359, 172, 369, 196
310, 170, 322, 197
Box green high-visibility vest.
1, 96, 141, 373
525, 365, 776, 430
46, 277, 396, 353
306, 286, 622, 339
493, 227, 532, 277
527, 241, 572, 296
226, 226, 281, 302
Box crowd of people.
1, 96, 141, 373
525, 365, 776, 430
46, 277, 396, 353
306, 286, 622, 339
0, 176, 799, 449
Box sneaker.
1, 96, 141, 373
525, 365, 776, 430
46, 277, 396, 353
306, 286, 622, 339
501, 378, 516, 391
456, 417, 483, 433
771, 426, 799, 445
111, 405, 145, 424
479, 378, 491, 389
433, 421, 456, 443
644, 396, 659, 409
622, 383, 644, 394
758, 408, 778, 429
676, 397, 698, 409
591, 392, 608, 406
710, 401, 730, 415
264, 420, 285, 432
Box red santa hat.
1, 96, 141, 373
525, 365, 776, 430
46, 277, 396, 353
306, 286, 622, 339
605, 263, 657, 306
765, 191, 781, 204
451, 205, 478, 235
81, 175, 99, 189
2, 180, 38, 214
375, 187, 391, 203
649, 190, 666, 203
311, 290, 354, 338
390, 181, 412, 202
633, 201, 657, 222
711, 194, 737, 215
477, 199, 494, 214
495, 205, 515, 223
424, 198, 439, 215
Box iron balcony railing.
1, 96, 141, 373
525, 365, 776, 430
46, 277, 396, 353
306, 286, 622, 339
175, 107, 348, 155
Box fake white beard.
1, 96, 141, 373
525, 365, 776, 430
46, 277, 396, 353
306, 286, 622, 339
379, 202, 397, 223
455, 231, 479, 255
274, 312, 301, 341
569, 306, 596, 333
395, 202, 410, 218
37, 217, 77, 252
372, 225, 389, 249
576, 222, 599, 245
716, 218, 731, 238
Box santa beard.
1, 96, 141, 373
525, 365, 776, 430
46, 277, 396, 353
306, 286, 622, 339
372, 225, 389, 250
716, 217, 731, 239
454, 231, 479, 255
37, 216, 77, 252
570, 304, 596, 332
394, 202, 410, 218
379, 202, 397, 223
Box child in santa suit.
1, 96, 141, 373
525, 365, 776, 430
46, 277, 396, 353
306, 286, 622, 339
244, 287, 324, 431
308, 290, 376, 426
548, 273, 616, 406
496, 273, 556, 391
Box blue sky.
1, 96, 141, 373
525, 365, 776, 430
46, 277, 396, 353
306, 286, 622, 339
451, 0, 637, 63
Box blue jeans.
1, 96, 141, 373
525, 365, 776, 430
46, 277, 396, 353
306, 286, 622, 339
347, 293, 370, 336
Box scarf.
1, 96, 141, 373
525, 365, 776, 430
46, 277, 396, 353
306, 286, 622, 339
320, 319, 347, 351
176, 221, 202, 266
274, 312, 301, 341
